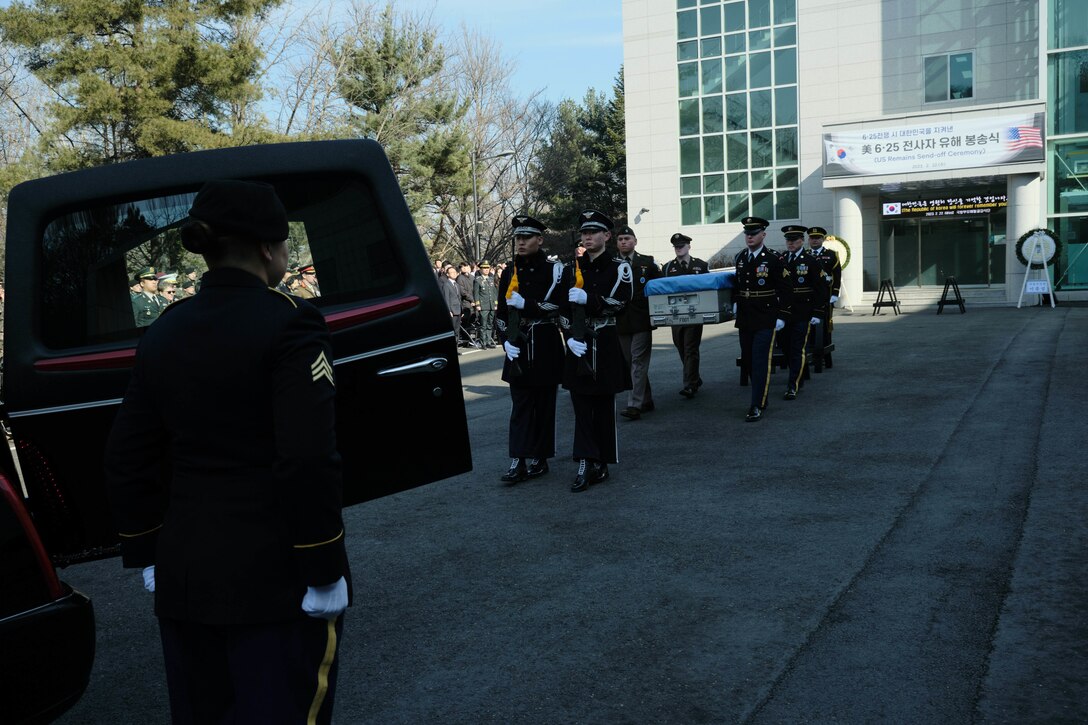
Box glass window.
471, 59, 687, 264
949, 52, 973, 99
702, 37, 722, 57
749, 28, 771, 51
700, 5, 721, 36
702, 58, 723, 94
776, 127, 798, 165
678, 10, 698, 40
776, 189, 799, 219
678, 40, 699, 61
724, 2, 745, 31
752, 191, 774, 219
725, 33, 746, 54
750, 89, 773, 128
924, 55, 948, 102
776, 166, 799, 188
1050, 0, 1088, 48
775, 86, 798, 125
751, 169, 774, 190
703, 134, 725, 172
774, 48, 797, 85
750, 51, 772, 88
774, 25, 797, 46
774, 0, 797, 24
725, 55, 747, 91
728, 193, 749, 222
925, 52, 973, 102
681, 197, 702, 225
726, 93, 747, 131
679, 99, 700, 136
681, 176, 702, 195
702, 95, 724, 133
728, 172, 748, 192
749, 0, 771, 27
678, 0, 697, 7
704, 174, 726, 194
704, 195, 726, 224
727, 133, 749, 170
751, 129, 774, 167
680, 138, 702, 174
679, 62, 699, 97
1049, 50, 1088, 135
1051, 139, 1088, 215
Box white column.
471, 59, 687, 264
1005, 174, 1043, 303
833, 187, 863, 308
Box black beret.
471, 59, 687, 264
188, 180, 289, 243
578, 209, 614, 232
670, 233, 692, 246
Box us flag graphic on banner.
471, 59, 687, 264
1007, 125, 1042, 150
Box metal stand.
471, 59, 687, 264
1016, 237, 1055, 309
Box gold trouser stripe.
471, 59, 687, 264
793, 323, 811, 390
760, 330, 776, 408
294, 530, 344, 549
118, 523, 163, 538
307, 619, 338, 725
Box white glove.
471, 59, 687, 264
508, 292, 525, 309
503, 341, 520, 360
810, 317, 821, 326
568, 287, 588, 305
830, 295, 838, 304
142, 565, 156, 593
567, 338, 588, 357
732, 303, 737, 315
775, 319, 786, 331
302, 576, 348, 620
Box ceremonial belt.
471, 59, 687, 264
737, 290, 776, 298
792, 287, 813, 293
588, 317, 616, 329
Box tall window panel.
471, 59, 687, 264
677, 0, 799, 225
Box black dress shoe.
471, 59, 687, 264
745, 406, 763, 422
679, 386, 695, 398
783, 388, 797, 400
589, 462, 609, 484
640, 401, 655, 413
571, 459, 590, 492
525, 458, 549, 478
619, 406, 641, 420
501, 458, 528, 483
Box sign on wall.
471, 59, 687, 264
881, 193, 1007, 218
824, 113, 1044, 178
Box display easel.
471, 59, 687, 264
1016, 234, 1056, 309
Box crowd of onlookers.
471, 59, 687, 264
435, 259, 504, 349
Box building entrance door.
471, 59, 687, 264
881, 217, 1000, 287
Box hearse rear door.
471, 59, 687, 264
2, 140, 471, 565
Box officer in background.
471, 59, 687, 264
441, 264, 463, 338
614, 225, 660, 421
105, 180, 349, 724
473, 260, 499, 349
807, 226, 841, 361
296, 264, 320, 299
777, 225, 827, 400
731, 216, 791, 422
496, 214, 565, 484
661, 232, 710, 398
132, 266, 165, 327
562, 209, 633, 492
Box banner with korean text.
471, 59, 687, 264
823, 112, 1045, 178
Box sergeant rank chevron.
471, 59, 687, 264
311, 351, 335, 386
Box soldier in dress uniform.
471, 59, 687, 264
731, 216, 792, 422
661, 232, 710, 398
132, 266, 165, 327
807, 226, 841, 359
105, 180, 349, 725
562, 209, 633, 492
473, 260, 499, 349
777, 225, 827, 400
296, 264, 320, 299
496, 214, 566, 484
614, 225, 660, 421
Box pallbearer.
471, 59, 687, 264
807, 226, 841, 360
777, 225, 827, 400
661, 232, 710, 399
496, 214, 565, 484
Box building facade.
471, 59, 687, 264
623, 0, 1088, 304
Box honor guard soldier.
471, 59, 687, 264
105, 180, 349, 724
807, 226, 841, 360
132, 266, 165, 327
473, 260, 499, 348
731, 216, 792, 422
777, 225, 827, 400
562, 209, 633, 492
661, 233, 710, 398
614, 225, 660, 420
496, 214, 566, 484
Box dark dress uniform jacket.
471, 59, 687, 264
561, 252, 633, 395
496, 250, 565, 386
615, 252, 659, 335
731, 247, 792, 330
781, 249, 828, 320
105, 267, 348, 626
810, 246, 842, 299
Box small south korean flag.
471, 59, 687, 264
883, 202, 902, 216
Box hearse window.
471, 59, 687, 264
39, 175, 403, 349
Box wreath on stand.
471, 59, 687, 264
823, 235, 852, 269
1015, 228, 1061, 270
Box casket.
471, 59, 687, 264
644, 269, 735, 326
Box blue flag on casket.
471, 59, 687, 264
644, 270, 734, 296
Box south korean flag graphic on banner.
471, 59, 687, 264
883, 202, 902, 216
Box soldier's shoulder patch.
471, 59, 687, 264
311, 350, 335, 387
